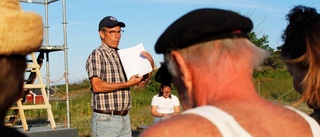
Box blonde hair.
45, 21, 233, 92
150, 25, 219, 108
284, 37, 320, 109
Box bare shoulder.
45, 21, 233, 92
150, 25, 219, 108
233, 102, 316, 136
139, 114, 221, 137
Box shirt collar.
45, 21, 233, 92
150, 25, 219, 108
100, 42, 119, 53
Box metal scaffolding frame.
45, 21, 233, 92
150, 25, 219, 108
20, 0, 70, 128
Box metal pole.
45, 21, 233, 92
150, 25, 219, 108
44, 0, 51, 101
62, 0, 70, 128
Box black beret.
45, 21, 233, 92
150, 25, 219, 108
155, 8, 253, 54
155, 8, 253, 83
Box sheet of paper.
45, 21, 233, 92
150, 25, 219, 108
118, 43, 153, 79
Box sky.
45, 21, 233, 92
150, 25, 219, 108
20, 0, 320, 85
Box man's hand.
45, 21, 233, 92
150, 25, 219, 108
137, 51, 155, 88
128, 74, 143, 87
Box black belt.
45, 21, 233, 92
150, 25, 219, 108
93, 109, 128, 116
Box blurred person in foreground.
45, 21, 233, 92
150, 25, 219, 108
0, 0, 43, 136
139, 8, 320, 137
280, 5, 320, 124
85, 16, 154, 137
151, 83, 180, 124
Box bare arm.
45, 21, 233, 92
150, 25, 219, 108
173, 105, 181, 116
91, 74, 143, 93
151, 105, 163, 117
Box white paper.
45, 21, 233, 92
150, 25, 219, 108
118, 43, 153, 79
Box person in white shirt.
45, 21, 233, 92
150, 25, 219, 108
151, 83, 180, 124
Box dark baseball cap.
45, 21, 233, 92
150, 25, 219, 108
155, 8, 253, 83
98, 16, 125, 31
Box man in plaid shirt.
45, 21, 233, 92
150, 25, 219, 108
86, 16, 154, 137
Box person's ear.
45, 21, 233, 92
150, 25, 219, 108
99, 30, 105, 39
170, 51, 192, 94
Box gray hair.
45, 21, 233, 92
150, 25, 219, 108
165, 38, 268, 78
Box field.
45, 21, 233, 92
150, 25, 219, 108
22, 69, 312, 137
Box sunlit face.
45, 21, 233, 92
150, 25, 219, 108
162, 86, 172, 98
286, 63, 308, 94
99, 26, 122, 48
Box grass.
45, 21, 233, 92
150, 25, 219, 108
15, 69, 312, 137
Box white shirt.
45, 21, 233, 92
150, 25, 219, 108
151, 94, 180, 114
183, 105, 320, 137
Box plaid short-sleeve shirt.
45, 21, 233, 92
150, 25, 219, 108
85, 43, 131, 111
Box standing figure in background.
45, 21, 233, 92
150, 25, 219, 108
140, 8, 320, 137
151, 83, 180, 124
85, 16, 154, 137
0, 0, 43, 136
280, 5, 320, 124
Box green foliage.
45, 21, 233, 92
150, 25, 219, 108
69, 91, 92, 136
248, 32, 272, 52
253, 68, 291, 79
253, 69, 300, 103
54, 79, 90, 94
130, 88, 155, 128
248, 32, 285, 69
263, 51, 286, 69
